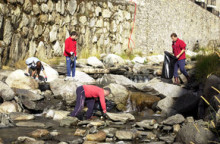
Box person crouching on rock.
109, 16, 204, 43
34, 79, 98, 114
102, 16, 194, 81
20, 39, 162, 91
25, 57, 47, 81
171, 33, 190, 84
70, 85, 111, 120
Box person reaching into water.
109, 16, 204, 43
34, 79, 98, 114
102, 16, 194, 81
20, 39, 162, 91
25, 57, 47, 81
171, 33, 190, 84
70, 85, 111, 120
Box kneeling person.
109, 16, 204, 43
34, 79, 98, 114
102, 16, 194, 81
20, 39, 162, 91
71, 85, 111, 119
25, 57, 47, 81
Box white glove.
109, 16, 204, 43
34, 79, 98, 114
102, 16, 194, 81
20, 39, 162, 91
70, 52, 74, 55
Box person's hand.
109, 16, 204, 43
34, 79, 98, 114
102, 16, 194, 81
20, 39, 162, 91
176, 55, 180, 59
70, 52, 74, 55
103, 113, 109, 119
24, 73, 30, 76
44, 76, 48, 81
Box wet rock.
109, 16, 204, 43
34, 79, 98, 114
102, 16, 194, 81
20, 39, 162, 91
45, 109, 70, 120
30, 129, 49, 138
13, 88, 44, 101
159, 135, 175, 143
107, 112, 135, 122
162, 114, 185, 125
0, 101, 19, 114
60, 117, 78, 127
16, 121, 46, 128
50, 130, 60, 137
0, 81, 15, 101
115, 131, 134, 140
176, 122, 215, 144
74, 129, 87, 136
0, 113, 14, 127
17, 136, 44, 144
136, 119, 157, 130
105, 83, 129, 111
98, 74, 134, 87
102, 128, 117, 138
6, 70, 39, 90
87, 57, 104, 68
86, 131, 106, 142
9, 112, 34, 121
103, 54, 125, 67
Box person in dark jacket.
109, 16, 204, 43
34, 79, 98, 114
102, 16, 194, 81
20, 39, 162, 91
171, 33, 189, 84
25, 57, 47, 81
70, 85, 111, 120
64, 31, 78, 81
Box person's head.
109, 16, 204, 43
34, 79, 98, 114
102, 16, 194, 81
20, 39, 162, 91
70, 31, 78, 40
104, 87, 111, 96
171, 33, 178, 42
36, 61, 42, 70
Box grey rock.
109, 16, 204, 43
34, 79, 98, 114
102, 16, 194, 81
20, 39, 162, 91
40, 3, 49, 13
49, 25, 58, 42
87, 57, 104, 68
33, 4, 41, 15
34, 25, 43, 38
19, 13, 29, 28
3, 19, 13, 46
176, 122, 215, 144
16, 121, 46, 128
56, 0, 65, 15
9, 112, 34, 121
103, 54, 125, 67
162, 114, 185, 125
13, 88, 44, 101
115, 131, 134, 140
0, 81, 15, 101
136, 119, 157, 130
67, 0, 77, 15
60, 117, 78, 127
159, 135, 175, 143
107, 112, 135, 122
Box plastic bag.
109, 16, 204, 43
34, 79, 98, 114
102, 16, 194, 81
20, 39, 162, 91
93, 99, 116, 112
161, 51, 178, 79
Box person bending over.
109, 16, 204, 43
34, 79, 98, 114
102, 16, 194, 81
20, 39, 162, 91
25, 57, 47, 81
71, 85, 111, 120
171, 33, 189, 84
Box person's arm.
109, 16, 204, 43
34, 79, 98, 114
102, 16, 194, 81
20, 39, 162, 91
74, 42, 77, 56
65, 39, 72, 55
99, 92, 107, 113
26, 66, 29, 73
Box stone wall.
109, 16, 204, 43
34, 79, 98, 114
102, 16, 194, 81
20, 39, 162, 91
0, 0, 134, 65
135, 0, 220, 55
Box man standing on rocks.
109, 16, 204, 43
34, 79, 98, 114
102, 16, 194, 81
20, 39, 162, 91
171, 33, 189, 84
64, 31, 78, 81
70, 85, 111, 120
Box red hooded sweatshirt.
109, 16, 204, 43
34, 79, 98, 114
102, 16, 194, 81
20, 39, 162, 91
83, 85, 107, 113
64, 37, 77, 57
172, 38, 186, 61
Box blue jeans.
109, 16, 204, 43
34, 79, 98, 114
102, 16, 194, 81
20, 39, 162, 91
174, 59, 188, 78
66, 56, 76, 77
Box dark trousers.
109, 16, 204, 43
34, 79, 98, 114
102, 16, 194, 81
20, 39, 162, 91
71, 86, 95, 119
174, 59, 189, 78
66, 56, 76, 77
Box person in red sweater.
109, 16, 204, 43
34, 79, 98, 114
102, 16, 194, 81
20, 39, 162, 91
70, 85, 111, 119
64, 31, 78, 80
171, 33, 189, 84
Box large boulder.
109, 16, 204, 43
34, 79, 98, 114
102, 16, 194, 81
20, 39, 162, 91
87, 57, 104, 68
0, 81, 15, 101
105, 83, 129, 111
0, 102, 20, 114
103, 54, 125, 67
75, 71, 96, 84
13, 88, 44, 101
5, 70, 39, 90
50, 78, 82, 104
97, 74, 134, 87
41, 62, 59, 82
176, 122, 215, 144
147, 55, 164, 64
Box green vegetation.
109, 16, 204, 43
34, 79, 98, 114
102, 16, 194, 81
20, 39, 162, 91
195, 53, 220, 82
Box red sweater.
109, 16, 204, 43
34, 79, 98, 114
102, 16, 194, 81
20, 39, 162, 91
64, 37, 77, 57
172, 38, 186, 60
83, 85, 107, 113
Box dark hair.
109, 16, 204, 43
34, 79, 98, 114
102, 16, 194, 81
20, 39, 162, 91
36, 61, 42, 70
70, 31, 78, 36
171, 33, 177, 38
104, 87, 111, 94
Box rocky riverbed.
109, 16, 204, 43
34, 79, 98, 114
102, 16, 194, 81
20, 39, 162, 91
0, 53, 219, 144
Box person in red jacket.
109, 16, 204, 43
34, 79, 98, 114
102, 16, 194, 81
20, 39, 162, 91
70, 85, 111, 120
64, 31, 78, 80
171, 33, 189, 84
